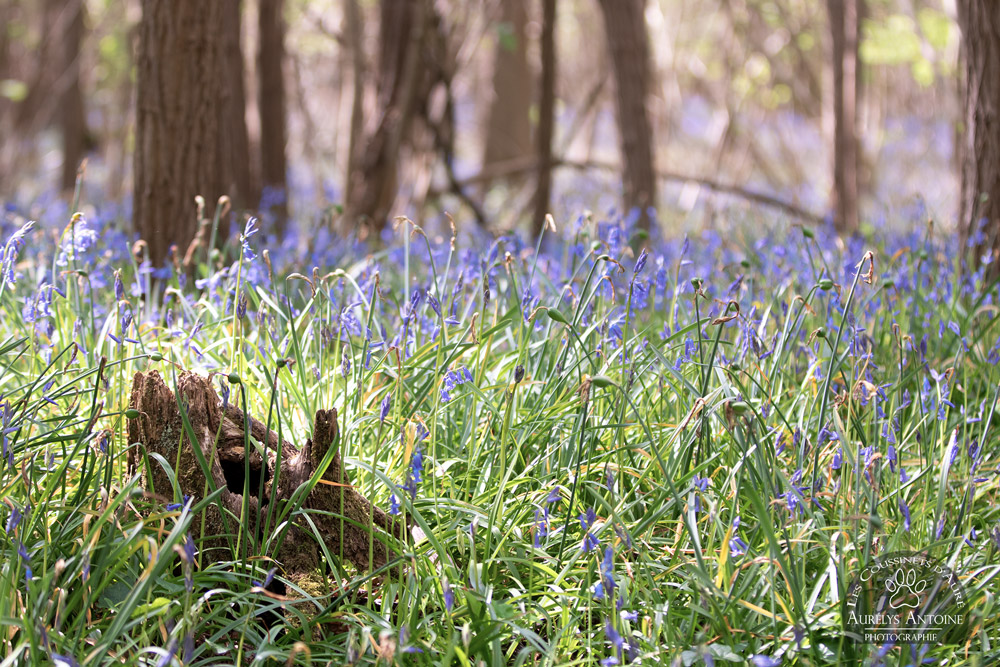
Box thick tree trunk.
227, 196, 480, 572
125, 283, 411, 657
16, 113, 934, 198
134, 0, 234, 269
532, 0, 556, 237
827, 0, 860, 235
58, 0, 87, 193
483, 0, 533, 185
127, 370, 401, 580
258, 0, 288, 228
956, 0, 1000, 276
595, 0, 657, 232
223, 0, 257, 211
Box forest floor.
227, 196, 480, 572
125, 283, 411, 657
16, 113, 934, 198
0, 203, 997, 666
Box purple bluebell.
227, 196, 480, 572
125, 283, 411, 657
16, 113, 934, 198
401, 443, 424, 500
604, 619, 624, 652
633, 249, 648, 276
17, 540, 31, 579
240, 217, 259, 261
443, 578, 454, 612
5, 503, 22, 534
380, 393, 392, 423
253, 567, 277, 588
52, 654, 81, 667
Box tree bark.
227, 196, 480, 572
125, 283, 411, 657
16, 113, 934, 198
344, 0, 441, 235
532, 0, 556, 237
58, 0, 87, 194
127, 370, 401, 581
956, 0, 1000, 276
595, 0, 657, 232
258, 0, 288, 228
134, 0, 234, 269
223, 0, 257, 211
344, 0, 367, 218
13, 0, 90, 192
826, 0, 860, 235
15, 0, 59, 131
483, 0, 533, 187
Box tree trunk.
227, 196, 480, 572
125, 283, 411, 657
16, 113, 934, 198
258, 0, 288, 229
344, 0, 367, 218
595, 0, 657, 232
15, 0, 58, 131
483, 0, 533, 186
532, 0, 556, 237
58, 0, 87, 194
956, 0, 1000, 276
134, 0, 233, 269
344, 0, 434, 234
827, 0, 860, 235
127, 370, 401, 583
223, 0, 257, 211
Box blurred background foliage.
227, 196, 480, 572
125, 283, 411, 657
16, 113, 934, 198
0, 0, 969, 234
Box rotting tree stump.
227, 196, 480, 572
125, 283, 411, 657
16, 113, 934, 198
126, 369, 400, 583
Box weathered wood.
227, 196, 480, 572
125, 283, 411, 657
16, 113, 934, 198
127, 369, 399, 580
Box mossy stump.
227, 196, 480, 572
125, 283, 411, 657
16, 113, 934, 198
126, 369, 400, 585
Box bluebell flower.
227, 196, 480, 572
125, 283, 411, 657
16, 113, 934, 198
401, 443, 424, 500
380, 393, 392, 423
218, 379, 231, 409
443, 578, 454, 612
633, 249, 648, 276
52, 653, 81, 667
599, 546, 616, 593
441, 366, 472, 402
692, 475, 709, 513
237, 291, 248, 320
114, 269, 126, 302
604, 619, 624, 652
399, 626, 423, 653
17, 540, 31, 579
2, 220, 34, 285
533, 509, 549, 548
899, 498, 911, 532
427, 292, 442, 318
389, 494, 400, 515
729, 535, 749, 557
5, 503, 22, 534
240, 217, 259, 261
253, 567, 276, 588
178, 534, 196, 592
155, 639, 178, 667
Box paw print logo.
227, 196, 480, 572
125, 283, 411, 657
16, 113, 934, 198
885, 569, 928, 609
